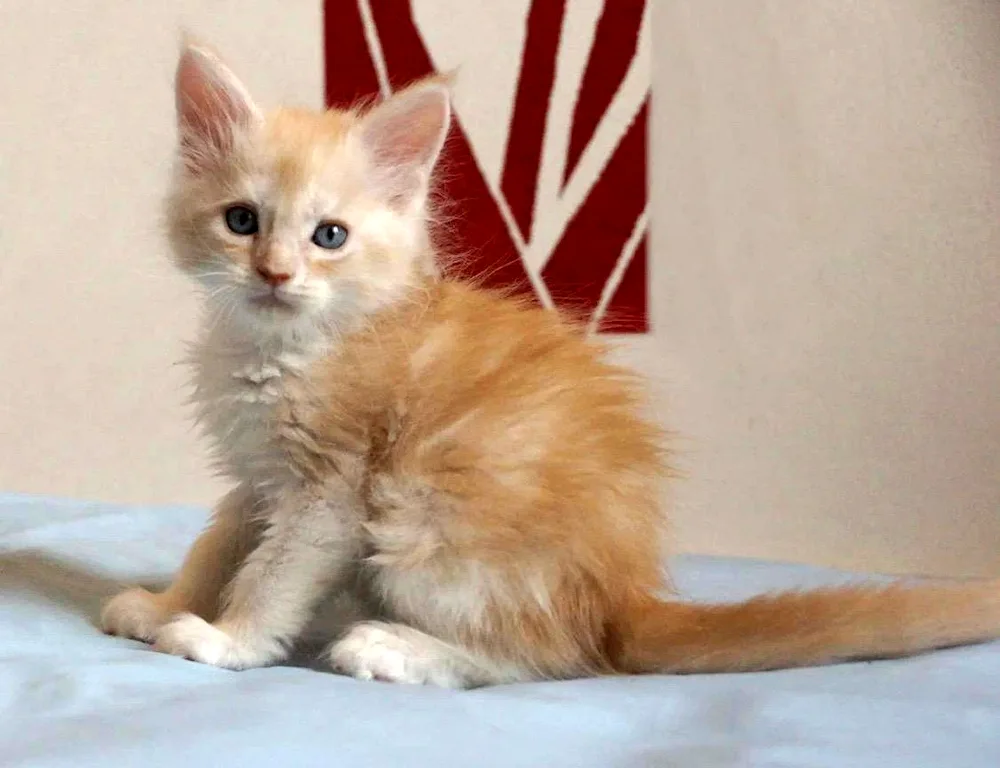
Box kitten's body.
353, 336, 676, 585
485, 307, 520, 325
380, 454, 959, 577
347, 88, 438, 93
179, 275, 663, 682
102, 44, 1000, 687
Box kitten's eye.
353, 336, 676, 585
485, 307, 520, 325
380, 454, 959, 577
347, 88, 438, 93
224, 205, 258, 236
312, 222, 349, 250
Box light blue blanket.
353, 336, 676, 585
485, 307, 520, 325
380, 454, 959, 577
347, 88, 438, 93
1, 493, 997, 767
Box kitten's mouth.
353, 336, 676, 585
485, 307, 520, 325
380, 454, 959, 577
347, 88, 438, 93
248, 290, 299, 312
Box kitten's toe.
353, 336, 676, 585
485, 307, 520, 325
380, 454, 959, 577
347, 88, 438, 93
327, 621, 467, 688
101, 587, 173, 642
153, 613, 279, 670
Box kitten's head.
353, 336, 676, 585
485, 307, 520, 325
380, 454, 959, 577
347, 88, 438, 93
166, 43, 450, 337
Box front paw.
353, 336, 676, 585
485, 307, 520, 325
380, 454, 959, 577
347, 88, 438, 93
153, 613, 281, 670
101, 587, 175, 642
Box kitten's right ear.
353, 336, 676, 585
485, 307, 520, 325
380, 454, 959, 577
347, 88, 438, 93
175, 43, 261, 171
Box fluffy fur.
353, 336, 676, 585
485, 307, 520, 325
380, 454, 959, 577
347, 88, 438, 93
102, 43, 1000, 687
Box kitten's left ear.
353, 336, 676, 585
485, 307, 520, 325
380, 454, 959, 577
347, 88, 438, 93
359, 80, 451, 207
175, 42, 261, 171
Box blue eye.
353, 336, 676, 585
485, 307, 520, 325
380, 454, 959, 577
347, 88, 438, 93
312, 222, 348, 250
225, 205, 258, 236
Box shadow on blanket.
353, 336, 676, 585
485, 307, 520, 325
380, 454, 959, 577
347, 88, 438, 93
0, 549, 166, 627
0, 550, 344, 670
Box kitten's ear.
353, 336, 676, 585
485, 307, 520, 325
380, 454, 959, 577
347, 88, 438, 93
175, 43, 261, 171
359, 80, 451, 207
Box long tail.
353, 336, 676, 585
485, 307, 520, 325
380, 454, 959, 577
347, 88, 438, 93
611, 579, 1000, 674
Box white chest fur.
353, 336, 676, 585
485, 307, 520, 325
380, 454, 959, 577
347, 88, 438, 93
188, 322, 326, 487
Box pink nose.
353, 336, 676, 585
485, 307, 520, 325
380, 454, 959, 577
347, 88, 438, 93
256, 265, 292, 286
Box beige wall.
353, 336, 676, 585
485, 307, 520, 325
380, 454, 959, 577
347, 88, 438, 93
1, 1, 998, 577
0, 1, 323, 506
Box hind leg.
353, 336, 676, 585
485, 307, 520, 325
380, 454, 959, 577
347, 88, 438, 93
327, 621, 523, 689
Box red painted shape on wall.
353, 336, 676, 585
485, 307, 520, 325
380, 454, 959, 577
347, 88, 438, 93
366, 0, 434, 85
501, 0, 566, 241
542, 99, 648, 320
323, 0, 381, 106
323, 0, 649, 331
563, 0, 645, 188
599, 232, 648, 333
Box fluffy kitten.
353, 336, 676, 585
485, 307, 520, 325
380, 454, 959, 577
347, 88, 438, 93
102, 44, 1000, 687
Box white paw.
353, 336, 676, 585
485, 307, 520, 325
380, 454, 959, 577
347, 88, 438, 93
327, 622, 467, 688
153, 613, 279, 670
101, 588, 174, 642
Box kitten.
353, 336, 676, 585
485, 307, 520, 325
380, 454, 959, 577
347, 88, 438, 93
102, 43, 1000, 687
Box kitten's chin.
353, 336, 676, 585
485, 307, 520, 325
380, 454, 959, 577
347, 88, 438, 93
243, 286, 330, 322
211, 292, 322, 339
207, 283, 357, 342
248, 293, 300, 314
245, 298, 321, 328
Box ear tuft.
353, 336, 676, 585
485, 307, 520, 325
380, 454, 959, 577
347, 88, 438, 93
359, 80, 451, 206
175, 43, 260, 171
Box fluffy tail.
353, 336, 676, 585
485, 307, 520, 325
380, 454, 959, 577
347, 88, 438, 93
612, 579, 1000, 674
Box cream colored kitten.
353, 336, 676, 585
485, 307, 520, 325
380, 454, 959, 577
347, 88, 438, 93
102, 43, 1000, 688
